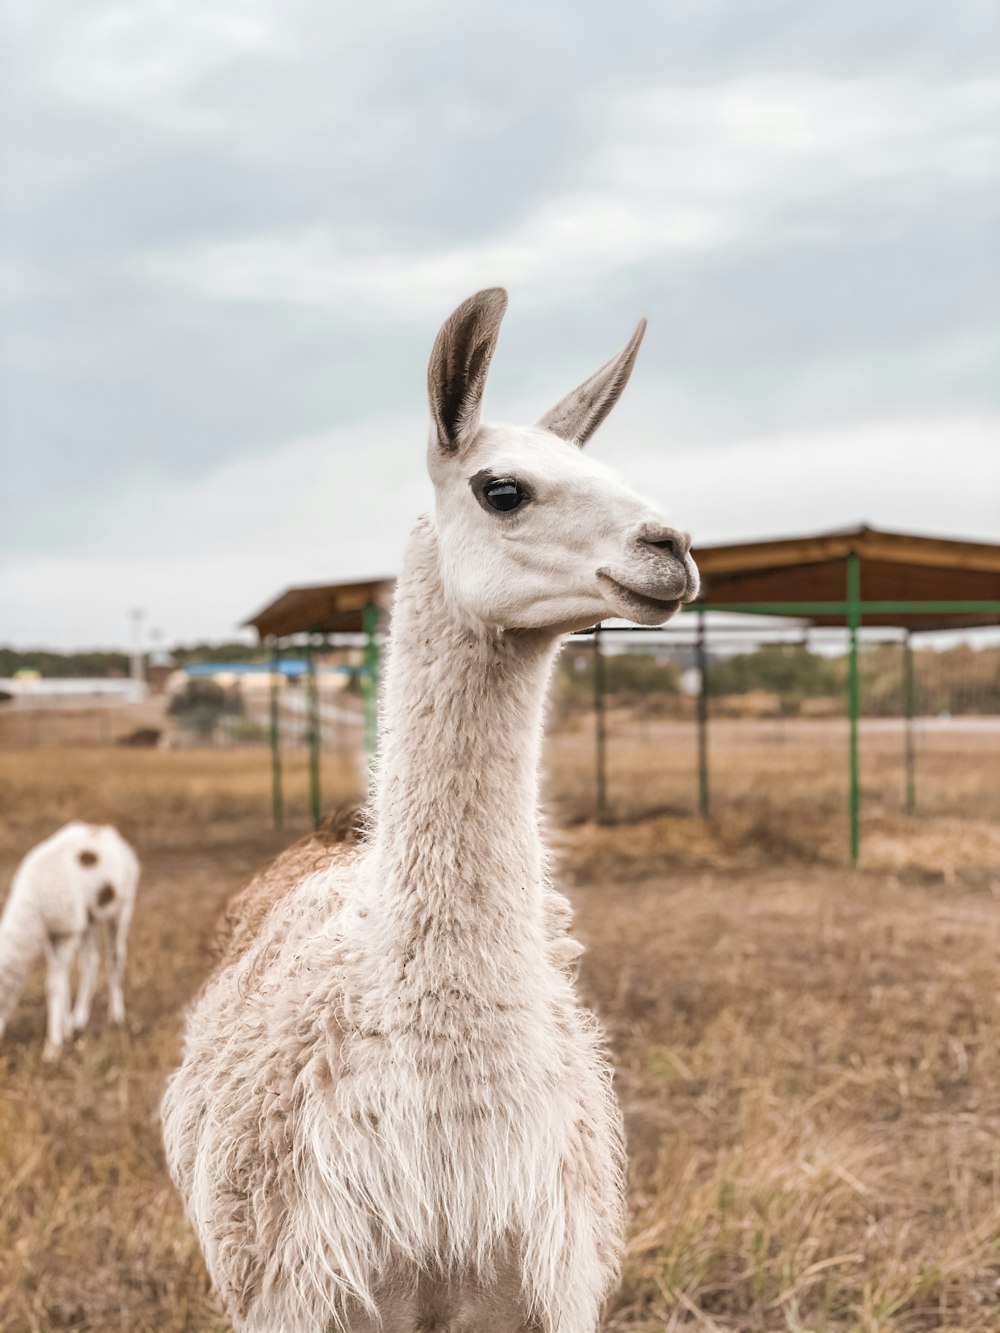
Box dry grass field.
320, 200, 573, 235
549, 710, 1000, 833
1, 725, 999, 1332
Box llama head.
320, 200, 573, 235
426, 288, 699, 634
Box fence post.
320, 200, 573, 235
903, 629, 916, 815
593, 623, 608, 822
696, 611, 710, 818
269, 640, 284, 831
362, 602, 381, 787
306, 635, 322, 829
847, 552, 861, 865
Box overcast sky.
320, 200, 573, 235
2, 0, 998, 649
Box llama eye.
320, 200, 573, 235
483, 478, 526, 512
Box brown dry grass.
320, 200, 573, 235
1, 739, 999, 1332
548, 713, 1000, 830
0, 701, 169, 750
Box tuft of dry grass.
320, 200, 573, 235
576, 866, 1000, 1331
0, 744, 364, 858
1, 744, 999, 1331
547, 712, 1000, 832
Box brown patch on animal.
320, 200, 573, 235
97, 883, 116, 907
210, 802, 367, 974
78, 849, 98, 867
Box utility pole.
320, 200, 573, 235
129, 608, 146, 698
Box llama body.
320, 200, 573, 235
0, 822, 139, 1059
163, 290, 698, 1332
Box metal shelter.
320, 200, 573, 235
244, 525, 1000, 861
684, 523, 1000, 861
243, 577, 393, 830
693, 525, 1000, 631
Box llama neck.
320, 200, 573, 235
367, 519, 557, 951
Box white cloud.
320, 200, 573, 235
132, 192, 722, 320
14, 0, 423, 143
627, 412, 1000, 545
3, 407, 996, 647
4, 2, 997, 647
0, 411, 430, 645
26, 0, 279, 135
133, 72, 1000, 317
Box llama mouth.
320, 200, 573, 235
596, 571, 684, 620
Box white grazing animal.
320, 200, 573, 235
162, 288, 699, 1332
0, 822, 139, 1060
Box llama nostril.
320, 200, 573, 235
641, 527, 691, 559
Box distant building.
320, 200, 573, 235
175, 660, 353, 693
0, 677, 146, 704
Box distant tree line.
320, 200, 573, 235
551, 642, 1000, 718
0, 640, 262, 677
711, 642, 1000, 716
5, 639, 998, 717
706, 645, 840, 705
168, 641, 262, 666
0, 648, 131, 678
552, 650, 681, 717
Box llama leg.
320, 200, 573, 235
43, 934, 78, 1061
0, 899, 47, 1042
105, 917, 128, 1027
71, 928, 101, 1035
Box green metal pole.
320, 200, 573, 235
362, 603, 381, 783
306, 635, 321, 829
593, 623, 608, 823
847, 552, 861, 865
696, 611, 710, 817
269, 641, 283, 831
903, 630, 916, 815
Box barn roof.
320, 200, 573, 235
243, 526, 1000, 639
694, 524, 1000, 630
243, 577, 394, 639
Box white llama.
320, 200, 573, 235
162, 289, 699, 1332
0, 822, 139, 1060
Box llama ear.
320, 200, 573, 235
537, 318, 647, 447
427, 287, 508, 454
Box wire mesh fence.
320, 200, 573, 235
3, 628, 997, 857
543, 627, 1000, 834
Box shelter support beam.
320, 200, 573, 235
904, 630, 916, 815
306, 635, 321, 829
593, 623, 608, 823
697, 611, 710, 818
847, 553, 861, 865
363, 603, 381, 783
269, 641, 284, 831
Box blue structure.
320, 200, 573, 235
184, 660, 310, 679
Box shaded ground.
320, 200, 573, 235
1, 748, 999, 1332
